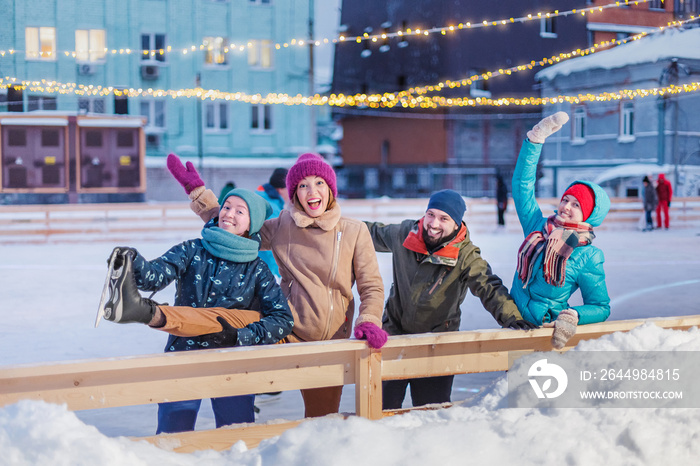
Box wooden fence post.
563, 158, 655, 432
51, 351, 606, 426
355, 347, 383, 420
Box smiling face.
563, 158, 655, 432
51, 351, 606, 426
558, 194, 584, 223
295, 175, 330, 218
218, 196, 251, 236
423, 208, 459, 247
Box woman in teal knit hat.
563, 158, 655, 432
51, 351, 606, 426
103, 187, 294, 434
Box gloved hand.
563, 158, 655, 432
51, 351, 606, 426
354, 322, 389, 349
167, 153, 204, 194
504, 317, 538, 330
108, 247, 137, 269
527, 111, 569, 144
199, 316, 239, 347
543, 308, 579, 349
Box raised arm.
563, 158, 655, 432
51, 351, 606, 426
167, 153, 219, 222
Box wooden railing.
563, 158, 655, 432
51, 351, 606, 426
1, 197, 698, 243
1, 315, 699, 453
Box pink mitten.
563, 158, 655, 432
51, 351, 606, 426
167, 153, 204, 194
354, 322, 389, 349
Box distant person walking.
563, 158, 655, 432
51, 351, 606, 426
655, 173, 673, 229
496, 174, 508, 228
642, 176, 658, 232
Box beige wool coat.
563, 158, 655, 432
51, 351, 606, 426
189, 187, 385, 342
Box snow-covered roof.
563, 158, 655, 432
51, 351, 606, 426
77, 118, 144, 128
0, 118, 68, 126
536, 27, 700, 81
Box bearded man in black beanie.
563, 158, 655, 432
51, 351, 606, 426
365, 189, 534, 410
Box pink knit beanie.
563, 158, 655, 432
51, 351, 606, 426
286, 153, 338, 201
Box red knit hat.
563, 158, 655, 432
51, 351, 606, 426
286, 153, 338, 201
562, 183, 595, 221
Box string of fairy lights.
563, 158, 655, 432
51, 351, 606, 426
0, 0, 659, 58
1, 77, 698, 109
1, 1, 698, 108
396, 17, 699, 100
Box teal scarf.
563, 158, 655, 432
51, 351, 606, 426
200, 225, 260, 263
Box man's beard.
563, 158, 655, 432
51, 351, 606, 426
422, 225, 458, 252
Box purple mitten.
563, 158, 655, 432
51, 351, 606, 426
354, 322, 388, 349
166, 153, 204, 194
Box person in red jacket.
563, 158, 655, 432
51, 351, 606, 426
655, 173, 673, 229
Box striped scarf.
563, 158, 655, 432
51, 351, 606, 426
516, 215, 595, 288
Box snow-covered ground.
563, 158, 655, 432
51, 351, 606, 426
1, 213, 699, 465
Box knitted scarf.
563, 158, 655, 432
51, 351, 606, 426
402, 218, 466, 266
200, 224, 260, 263
516, 215, 595, 288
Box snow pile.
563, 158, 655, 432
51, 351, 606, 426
2, 324, 699, 465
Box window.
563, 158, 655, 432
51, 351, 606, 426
573, 107, 586, 143
678, 0, 700, 15
25, 27, 56, 60
75, 29, 106, 62
248, 40, 273, 68
619, 102, 635, 141
469, 70, 491, 98
540, 17, 557, 38
140, 99, 166, 129
203, 37, 228, 66
141, 33, 166, 62
649, 0, 664, 9
205, 102, 229, 131
28, 96, 57, 111
78, 97, 106, 114
251, 104, 272, 131
249, 0, 271, 4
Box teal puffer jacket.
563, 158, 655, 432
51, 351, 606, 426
510, 139, 611, 326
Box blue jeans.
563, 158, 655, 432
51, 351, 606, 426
156, 394, 255, 434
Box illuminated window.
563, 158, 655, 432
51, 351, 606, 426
203, 37, 228, 65
248, 40, 273, 68
140, 99, 166, 129
26, 27, 56, 60
206, 102, 229, 131
251, 104, 272, 131
141, 33, 166, 62
75, 29, 106, 62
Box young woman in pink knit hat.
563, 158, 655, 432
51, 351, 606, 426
163, 152, 387, 418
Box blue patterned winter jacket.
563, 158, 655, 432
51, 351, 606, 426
132, 239, 293, 352
510, 140, 611, 326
